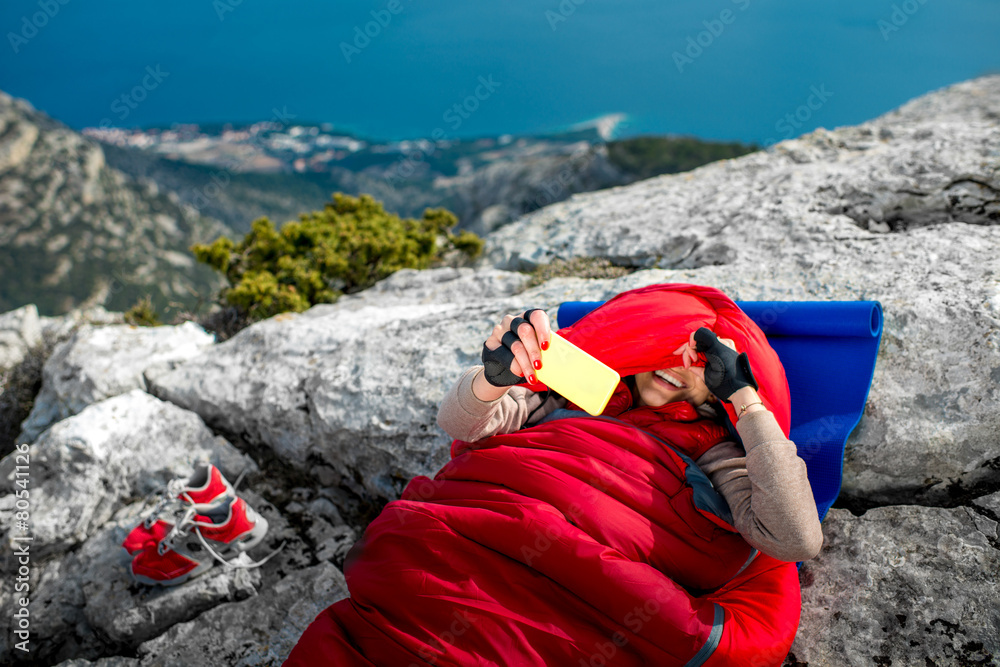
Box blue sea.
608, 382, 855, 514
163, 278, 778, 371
1, 0, 997, 143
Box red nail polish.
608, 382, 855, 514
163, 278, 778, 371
541, 340, 549, 351
533, 359, 542, 370
528, 374, 537, 384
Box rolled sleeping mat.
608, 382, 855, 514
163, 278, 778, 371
735, 301, 882, 339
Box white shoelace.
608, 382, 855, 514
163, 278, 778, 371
232, 468, 249, 491
143, 479, 192, 529
144, 465, 252, 529
158, 503, 286, 570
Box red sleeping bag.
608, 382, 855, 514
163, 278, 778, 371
285, 284, 800, 666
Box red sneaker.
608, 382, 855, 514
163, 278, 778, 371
129, 496, 270, 586
123, 464, 235, 555
193, 496, 270, 558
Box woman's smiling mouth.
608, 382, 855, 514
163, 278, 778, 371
653, 369, 687, 390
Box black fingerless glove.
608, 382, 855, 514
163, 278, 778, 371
482, 332, 522, 386
481, 309, 543, 387
693, 327, 759, 401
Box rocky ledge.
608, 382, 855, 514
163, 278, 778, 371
2, 75, 999, 665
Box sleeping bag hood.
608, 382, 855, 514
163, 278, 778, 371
553, 283, 792, 438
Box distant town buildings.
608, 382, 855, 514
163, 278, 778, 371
82, 122, 372, 173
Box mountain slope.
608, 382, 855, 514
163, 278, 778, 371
0, 92, 231, 317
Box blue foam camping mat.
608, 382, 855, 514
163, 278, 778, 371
557, 300, 884, 522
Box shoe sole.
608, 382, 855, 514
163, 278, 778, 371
130, 559, 214, 587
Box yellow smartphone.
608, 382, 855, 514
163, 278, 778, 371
534, 332, 620, 416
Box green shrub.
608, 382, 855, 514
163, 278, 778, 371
606, 136, 758, 180
192, 193, 482, 322
447, 230, 485, 259
124, 295, 162, 327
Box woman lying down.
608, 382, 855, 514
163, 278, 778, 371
285, 283, 823, 667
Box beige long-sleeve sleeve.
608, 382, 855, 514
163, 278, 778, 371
436, 367, 824, 562
696, 410, 824, 562
436, 366, 565, 442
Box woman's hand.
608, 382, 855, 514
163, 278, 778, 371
673, 328, 759, 402
673, 330, 738, 367
475, 309, 551, 400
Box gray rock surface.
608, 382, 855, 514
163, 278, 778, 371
337, 266, 530, 309
0, 305, 42, 372
148, 285, 523, 502
3, 507, 261, 664
486, 76, 1000, 269
54, 660, 141, 667
136, 561, 349, 666
79, 508, 261, 648
972, 490, 1000, 519
484, 75, 1000, 506
791, 506, 1000, 665
37, 305, 125, 345
0, 389, 255, 558
17, 321, 215, 444
0, 390, 296, 665
2, 479, 330, 665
